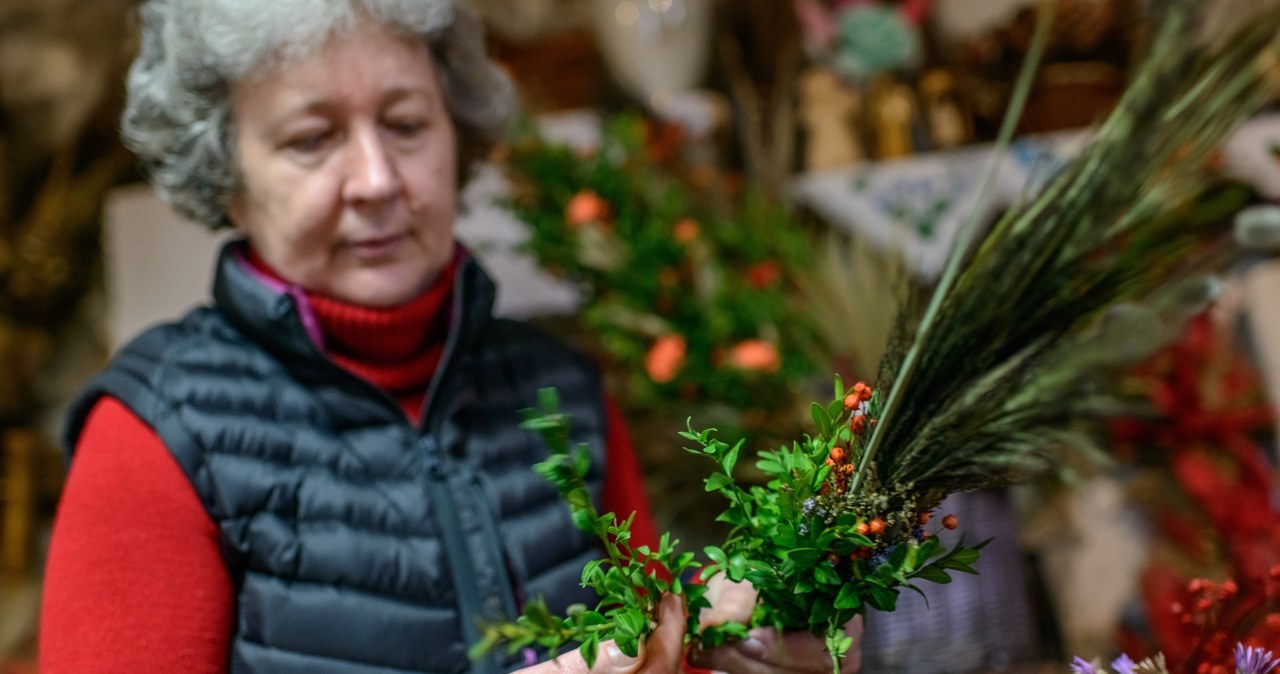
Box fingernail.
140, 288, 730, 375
606, 644, 640, 671
738, 636, 766, 658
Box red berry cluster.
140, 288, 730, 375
1169, 567, 1280, 674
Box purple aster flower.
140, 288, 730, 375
1111, 653, 1136, 674
1071, 656, 1099, 674
1234, 644, 1280, 674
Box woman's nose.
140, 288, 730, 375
343, 126, 401, 204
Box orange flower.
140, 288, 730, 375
565, 191, 609, 227
644, 334, 687, 384
672, 218, 699, 244
726, 339, 781, 372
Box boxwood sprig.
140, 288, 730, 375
468, 388, 732, 668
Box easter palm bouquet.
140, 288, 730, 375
473, 0, 1280, 669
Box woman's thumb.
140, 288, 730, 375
594, 593, 686, 674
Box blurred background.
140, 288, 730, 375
2, 0, 1280, 672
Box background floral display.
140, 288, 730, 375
503, 114, 836, 438
1108, 312, 1280, 673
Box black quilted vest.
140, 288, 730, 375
64, 243, 607, 673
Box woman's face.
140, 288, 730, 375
228, 23, 458, 307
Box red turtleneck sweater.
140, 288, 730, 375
40, 252, 658, 673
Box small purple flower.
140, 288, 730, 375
912, 526, 925, 541
1111, 653, 1136, 674
522, 647, 538, 667
1235, 644, 1280, 674
801, 498, 816, 515
1071, 656, 1099, 674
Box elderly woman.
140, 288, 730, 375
40, 1, 859, 673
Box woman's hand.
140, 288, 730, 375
688, 577, 863, 674
517, 593, 687, 674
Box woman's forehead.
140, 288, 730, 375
232, 25, 444, 116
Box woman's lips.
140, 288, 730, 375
346, 232, 407, 260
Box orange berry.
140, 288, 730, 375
917, 512, 931, 525
673, 218, 699, 243
853, 381, 873, 401
565, 191, 609, 226
829, 447, 846, 463
868, 518, 885, 535
1219, 580, 1237, 598
842, 463, 854, 475
827, 552, 841, 565
1195, 598, 1214, 613
844, 393, 858, 409
824, 457, 836, 467
855, 522, 869, 536
849, 415, 867, 434
942, 514, 958, 530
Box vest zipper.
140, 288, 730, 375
424, 457, 501, 674
470, 474, 520, 620
419, 271, 509, 674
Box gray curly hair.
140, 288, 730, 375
121, 0, 516, 229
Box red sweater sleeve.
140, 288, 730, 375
40, 397, 233, 674
599, 396, 661, 553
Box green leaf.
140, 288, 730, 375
722, 440, 742, 476
614, 607, 645, 639
811, 403, 831, 437
570, 509, 594, 533
813, 563, 842, 586
833, 583, 863, 609
704, 546, 728, 566
910, 565, 953, 584
756, 458, 784, 475
704, 472, 734, 492
786, 548, 823, 565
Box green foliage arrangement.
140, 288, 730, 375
472, 383, 983, 670
475, 0, 1280, 671
682, 376, 986, 668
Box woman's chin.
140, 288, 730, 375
323, 269, 436, 308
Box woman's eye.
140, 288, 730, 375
286, 131, 332, 153
388, 120, 425, 137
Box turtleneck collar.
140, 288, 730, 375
241, 245, 461, 423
